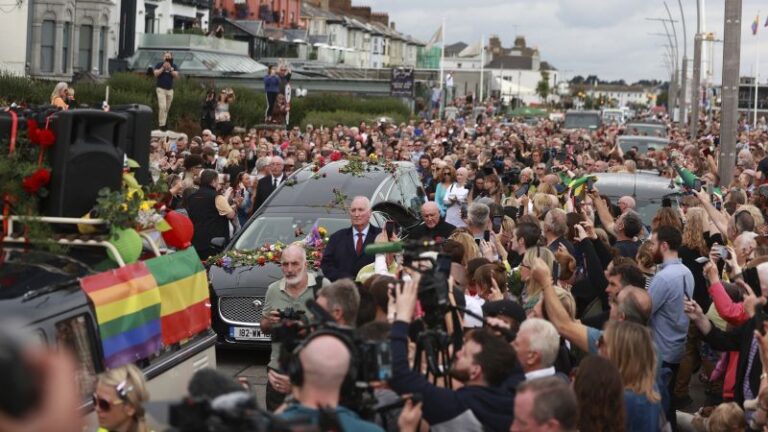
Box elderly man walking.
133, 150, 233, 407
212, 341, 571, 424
321, 196, 381, 281
408, 202, 456, 241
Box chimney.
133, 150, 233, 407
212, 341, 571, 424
350, 6, 372, 21
371, 12, 388, 26
328, 0, 351, 12
389, 21, 395, 30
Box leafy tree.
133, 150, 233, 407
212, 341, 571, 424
536, 70, 551, 103
570, 75, 585, 85
585, 75, 600, 85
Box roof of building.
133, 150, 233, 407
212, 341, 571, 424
444, 42, 468, 57
301, 2, 345, 22
484, 55, 533, 70
131, 49, 267, 76
230, 19, 264, 37
540, 61, 556, 71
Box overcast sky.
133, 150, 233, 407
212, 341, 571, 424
364, 0, 766, 84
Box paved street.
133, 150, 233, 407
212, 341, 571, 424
217, 348, 271, 406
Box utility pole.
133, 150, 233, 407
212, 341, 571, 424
689, 0, 704, 138
647, 19, 679, 116
666, 1, 687, 129
689, 32, 703, 138
719, 0, 742, 183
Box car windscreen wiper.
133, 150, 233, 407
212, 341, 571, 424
22, 279, 79, 302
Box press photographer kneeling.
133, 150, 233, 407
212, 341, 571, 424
389, 267, 518, 432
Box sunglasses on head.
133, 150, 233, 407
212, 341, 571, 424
92, 393, 123, 411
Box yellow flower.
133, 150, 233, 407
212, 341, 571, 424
318, 227, 327, 236
139, 200, 155, 211
369, 153, 378, 162
266, 252, 274, 261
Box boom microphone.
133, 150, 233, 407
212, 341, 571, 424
363, 239, 444, 256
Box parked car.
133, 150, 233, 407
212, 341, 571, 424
602, 108, 626, 125
209, 160, 424, 348
592, 171, 682, 223
563, 110, 602, 131
1, 242, 216, 431
624, 121, 668, 138
617, 135, 671, 155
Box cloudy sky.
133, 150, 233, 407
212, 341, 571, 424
364, 0, 766, 84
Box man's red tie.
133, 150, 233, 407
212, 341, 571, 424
356, 231, 363, 255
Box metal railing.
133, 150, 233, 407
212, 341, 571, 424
0, 215, 163, 267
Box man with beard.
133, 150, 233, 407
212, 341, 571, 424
388, 273, 517, 432
647, 225, 693, 430
260, 244, 326, 411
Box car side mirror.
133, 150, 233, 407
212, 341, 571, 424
210, 237, 226, 249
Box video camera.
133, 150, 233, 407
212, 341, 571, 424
269, 299, 393, 419
364, 240, 457, 384
365, 240, 452, 330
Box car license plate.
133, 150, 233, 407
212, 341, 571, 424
229, 327, 270, 341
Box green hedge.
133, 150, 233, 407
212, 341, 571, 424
0, 72, 411, 137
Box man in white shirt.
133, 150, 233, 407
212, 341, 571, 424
512, 318, 561, 381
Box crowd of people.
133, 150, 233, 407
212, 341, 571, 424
137, 92, 768, 431
13, 79, 768, 432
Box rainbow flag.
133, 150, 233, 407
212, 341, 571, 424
80, 262, 163, 369
144, 248, 210, 345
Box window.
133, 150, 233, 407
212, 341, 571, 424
98, 27, 107, 74
56, 314, 100, 401
78, 25, 93, 72
62, 22, 71, 72
40, 20, 55, 73
145, 4, 156, 33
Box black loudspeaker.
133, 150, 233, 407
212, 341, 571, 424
46, 109, 126, 218
111, 104, 152, 185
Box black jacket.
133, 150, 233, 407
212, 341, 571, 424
252, 174, 283, 213
187, 185, 229, 259
408, 220, 456, 241
389, 321, 515, 432
320, 225, 381, 281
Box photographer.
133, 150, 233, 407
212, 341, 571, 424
277, 334, 384, 431
153, 51, 179, 131
261, 244, 325, 411
389, 275, 517, 431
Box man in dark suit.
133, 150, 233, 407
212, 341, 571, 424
408, 201, 456, 241
251, 156, 285, 214
321, 196, 381, 281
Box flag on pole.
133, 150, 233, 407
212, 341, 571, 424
425, 25, 443, 50
752, 13, 760, 35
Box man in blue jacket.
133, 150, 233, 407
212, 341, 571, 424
389, 275, 517, 432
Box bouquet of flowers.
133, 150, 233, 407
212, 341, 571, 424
206, 224, 330, 272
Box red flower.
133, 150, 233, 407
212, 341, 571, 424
317, 156, 326, 167
26, 119, 56, 148
22, 168, 51, 194
330, 150, 342, 162
257, 256, 267, 266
